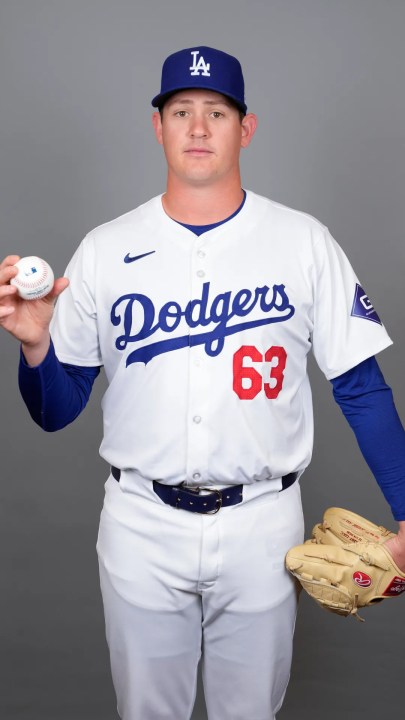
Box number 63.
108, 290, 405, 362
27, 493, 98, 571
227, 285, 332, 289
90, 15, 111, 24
232, 345, 287, 400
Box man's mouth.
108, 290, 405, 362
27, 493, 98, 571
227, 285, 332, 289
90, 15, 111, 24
184, 148, 213, 156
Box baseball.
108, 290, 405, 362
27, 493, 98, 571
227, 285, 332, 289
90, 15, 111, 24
10, 256, 54, 301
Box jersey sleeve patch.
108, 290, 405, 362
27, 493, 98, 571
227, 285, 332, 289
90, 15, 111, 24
350, 283, 382, 325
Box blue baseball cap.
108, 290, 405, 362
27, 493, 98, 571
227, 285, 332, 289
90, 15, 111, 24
151, 46, 247, 114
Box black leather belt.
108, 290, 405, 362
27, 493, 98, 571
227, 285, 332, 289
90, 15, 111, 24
111, 467, 297, 514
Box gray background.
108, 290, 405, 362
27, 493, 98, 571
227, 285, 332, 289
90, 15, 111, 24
1, 0, 404, 718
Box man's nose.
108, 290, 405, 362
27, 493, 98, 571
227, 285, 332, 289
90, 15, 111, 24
189, 115, 209, 137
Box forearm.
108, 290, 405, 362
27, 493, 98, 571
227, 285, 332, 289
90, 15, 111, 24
332, 357, 405, 521
347, 389, 405, 520
19, 339, 100, 431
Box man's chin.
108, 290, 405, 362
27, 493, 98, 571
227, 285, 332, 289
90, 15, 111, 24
180, 170, 221, 187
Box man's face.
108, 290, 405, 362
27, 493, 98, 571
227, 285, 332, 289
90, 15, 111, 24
152, 89, 256, 187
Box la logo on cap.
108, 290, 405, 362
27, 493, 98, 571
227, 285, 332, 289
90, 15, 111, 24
151, 46, 247, 114
189, 50, 211, 77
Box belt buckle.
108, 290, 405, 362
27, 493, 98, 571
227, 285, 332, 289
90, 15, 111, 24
198, 487, 222, 514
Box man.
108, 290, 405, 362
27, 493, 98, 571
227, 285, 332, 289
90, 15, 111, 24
1, 46, 405, 720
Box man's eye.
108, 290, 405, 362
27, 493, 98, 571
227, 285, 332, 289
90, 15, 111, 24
211, 112, 223, 118
175, 110, 188, 117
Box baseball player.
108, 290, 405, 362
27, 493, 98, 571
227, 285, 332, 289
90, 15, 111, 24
1, 46, 405, 720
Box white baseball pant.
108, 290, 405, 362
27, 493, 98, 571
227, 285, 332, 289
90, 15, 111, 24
96, 473, 305, 720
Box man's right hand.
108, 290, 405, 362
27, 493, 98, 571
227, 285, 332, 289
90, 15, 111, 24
0, 255, 69, 366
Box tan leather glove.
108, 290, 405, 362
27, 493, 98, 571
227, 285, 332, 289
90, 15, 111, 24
286, 509, 405, 621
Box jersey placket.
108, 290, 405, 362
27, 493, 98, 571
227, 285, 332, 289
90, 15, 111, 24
185, 236, 212, 486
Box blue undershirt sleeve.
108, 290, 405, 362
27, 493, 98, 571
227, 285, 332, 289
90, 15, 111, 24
331, 356, 405, 521
18, 339, 100, 431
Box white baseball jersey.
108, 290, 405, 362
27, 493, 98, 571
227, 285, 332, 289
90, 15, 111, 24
51, 190, 392, 488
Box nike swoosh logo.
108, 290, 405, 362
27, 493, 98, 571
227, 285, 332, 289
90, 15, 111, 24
124, 251, 156, 263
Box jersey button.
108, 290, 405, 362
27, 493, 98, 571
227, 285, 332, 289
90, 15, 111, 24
192, 472, 201, 481
193, 415, 202, 424
197, 270, 205, 278
197, 250, 206, 259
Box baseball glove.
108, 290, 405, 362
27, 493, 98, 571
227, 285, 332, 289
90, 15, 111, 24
285, 510, 405, 621
308, 507, 396, 547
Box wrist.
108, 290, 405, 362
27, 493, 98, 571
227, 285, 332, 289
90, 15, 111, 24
397, 520, 405, 536
21, 334, 51, 367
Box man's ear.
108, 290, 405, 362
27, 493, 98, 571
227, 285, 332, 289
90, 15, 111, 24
240, 113, 258, 149
152, 111, 163, 145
